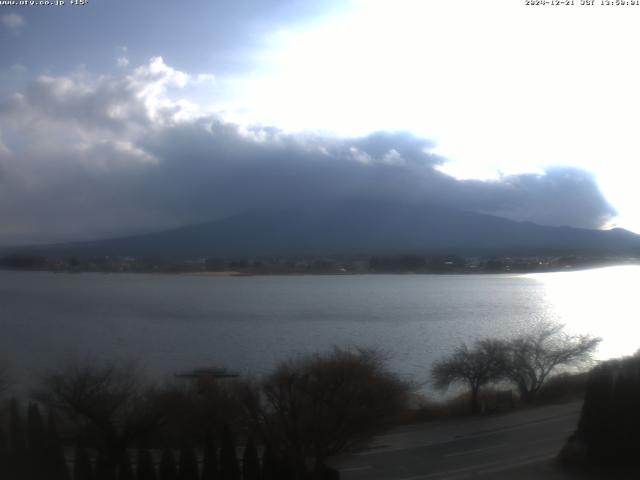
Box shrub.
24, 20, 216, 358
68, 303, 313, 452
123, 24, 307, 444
561, 353, 640, 469
241, 347, 411, 477
535, 372, 588, 405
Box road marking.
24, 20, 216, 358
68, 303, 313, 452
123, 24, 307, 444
443, 443, 506, 457
339, 465, 372, 472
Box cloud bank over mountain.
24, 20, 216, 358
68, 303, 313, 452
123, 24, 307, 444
0, 58, 615, 245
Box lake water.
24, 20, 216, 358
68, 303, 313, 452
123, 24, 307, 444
1, 266, 639, 394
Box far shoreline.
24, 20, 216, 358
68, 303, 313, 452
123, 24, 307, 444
178, 270, 249, 277
2, 261, 640, 277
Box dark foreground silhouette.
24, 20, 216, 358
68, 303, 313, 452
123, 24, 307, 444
559, 353, 640, 477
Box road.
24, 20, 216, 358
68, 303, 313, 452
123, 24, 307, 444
332, 401, 584, 480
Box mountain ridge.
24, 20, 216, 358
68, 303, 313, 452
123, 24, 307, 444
2, 201, 639, 259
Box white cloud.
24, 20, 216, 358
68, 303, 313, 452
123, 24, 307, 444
2, 13, 24, 31
3, 57, 202, 132
116, 56, 130, 68
126, 56, 195, 123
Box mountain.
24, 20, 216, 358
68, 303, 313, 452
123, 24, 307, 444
3, 201, 640, 258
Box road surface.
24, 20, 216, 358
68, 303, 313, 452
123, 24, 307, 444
332, 401, 584, 479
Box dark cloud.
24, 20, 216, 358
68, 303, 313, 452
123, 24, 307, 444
456, 169, 614, 229
0, 61, 616, 246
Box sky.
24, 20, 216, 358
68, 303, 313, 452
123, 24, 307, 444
1, 0, 639, 245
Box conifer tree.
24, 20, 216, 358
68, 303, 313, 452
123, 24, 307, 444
0, 427, 9, 479
27, 403, 46, 456
219, 426, 240, 480
45, 411, 70, 480
73, 446, 95, 480
277, 455, 293, 480
260, 445, 278, 480
159, 448, 178, 480
201, 433, 219, 480
178, 444, 198, 480
241, 437, 259, 480
27, 403, 47, 479
136, 448, 156, 480
117, 451, 135, 480
9, 398, 26, 479
9, 399, 26, 453
96, 449, 116, 480
323, 466, 340, 480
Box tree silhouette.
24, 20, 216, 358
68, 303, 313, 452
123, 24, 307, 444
9, 398, 27, 479
96, 449, 116, 480
136, 448, 156, 480
27, 403, 46, 454
45, 411, 70, 480
431, 339, 507, 414
117, 451, 135, 480
241, 436, 259, 480
178, 444, 198, 480
241, 347, 410, 476
219, 426, 240, 480
504, 323, 600, 403
260, 445, 278, 480
0, 363, 7, 399
35, 359, 165, 472
158, 448, 178, 480
27, 403, 47, 479
73, 446, 95, 480
571, 354, 640, 465
9, 399, 25, 444
277, 454, 293, 480
0, 426, 9, 479
201, 433, 219, 480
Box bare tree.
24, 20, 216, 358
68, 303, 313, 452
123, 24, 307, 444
240, 347, 411, 479
147, 374, 246, 446
504, 323, 601, 403
33, 359, 164, 470
431, 339, 507, 414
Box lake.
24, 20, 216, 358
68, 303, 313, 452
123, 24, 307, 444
1, 266, 638, 394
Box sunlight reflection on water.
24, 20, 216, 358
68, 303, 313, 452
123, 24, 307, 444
525, 265, 640, 360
